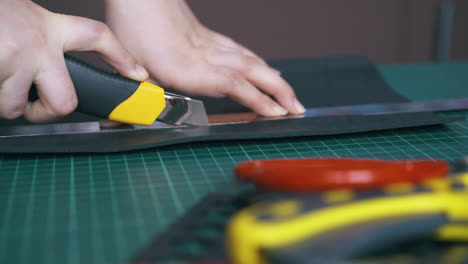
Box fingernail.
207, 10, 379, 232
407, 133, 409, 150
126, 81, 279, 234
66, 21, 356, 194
135, 64, 149, 80
272, 105, 288, 116
273, 68, 282, 75
293, 99, 306, 113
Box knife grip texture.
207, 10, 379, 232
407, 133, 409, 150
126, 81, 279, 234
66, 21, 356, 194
29, 55, 166, 125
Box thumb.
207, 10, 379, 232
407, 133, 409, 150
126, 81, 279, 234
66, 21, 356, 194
52, 14, 148, 81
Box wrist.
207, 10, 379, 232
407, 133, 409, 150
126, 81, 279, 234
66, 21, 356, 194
105, 0, 185, 12
105, 0, 202, 39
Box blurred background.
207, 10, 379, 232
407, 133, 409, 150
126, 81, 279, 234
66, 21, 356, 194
33, 0, 467, 64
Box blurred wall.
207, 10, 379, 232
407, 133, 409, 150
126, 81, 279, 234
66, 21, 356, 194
453, 0, 468, 60
33, 0, 467, 64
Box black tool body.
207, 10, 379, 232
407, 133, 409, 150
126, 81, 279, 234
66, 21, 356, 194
29, 55, 141, 119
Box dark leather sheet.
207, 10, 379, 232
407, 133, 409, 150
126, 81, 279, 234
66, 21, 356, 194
0, 56, 462, 153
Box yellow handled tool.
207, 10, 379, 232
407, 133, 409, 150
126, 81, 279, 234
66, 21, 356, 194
227, 173, 468, 264
29, 55, 209, 126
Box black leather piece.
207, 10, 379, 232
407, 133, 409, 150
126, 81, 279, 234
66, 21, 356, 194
0, 56, 462, 153
196, 56, 420, 114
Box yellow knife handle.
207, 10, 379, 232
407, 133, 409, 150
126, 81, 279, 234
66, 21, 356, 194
29, 55, 166, 126
107, 81, 166, 126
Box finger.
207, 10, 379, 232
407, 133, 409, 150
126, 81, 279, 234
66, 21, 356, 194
214, 68, 288, 117
246, 66, 305, 114
0, 72, 31, 119
52, 14, 148, 81
23, 55, 77, 122
235, 46, 269, 67
0, 30, 20, 80
232, 50, 280, 75
210, 54, 305, 114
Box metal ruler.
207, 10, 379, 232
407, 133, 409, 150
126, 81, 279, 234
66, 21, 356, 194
0, 98, 467, 138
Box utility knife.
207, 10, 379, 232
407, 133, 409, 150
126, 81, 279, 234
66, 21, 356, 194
29, 55, 209, 126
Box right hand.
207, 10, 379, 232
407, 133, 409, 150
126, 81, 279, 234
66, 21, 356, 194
106, 0, 306, 117
0, 0, 149, 122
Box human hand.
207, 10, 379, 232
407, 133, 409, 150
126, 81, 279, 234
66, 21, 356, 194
0, 0, 148, 122
105, 0, 305, 117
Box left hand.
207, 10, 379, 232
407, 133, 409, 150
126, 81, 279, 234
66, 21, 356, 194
105, 0, 305, 117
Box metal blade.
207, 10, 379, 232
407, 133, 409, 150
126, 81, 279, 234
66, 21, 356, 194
0, 122, 100, 137
0, 121, 176, 138
157, 93, 209, 126
181, 99, 209, 126
304, 98, 468, 117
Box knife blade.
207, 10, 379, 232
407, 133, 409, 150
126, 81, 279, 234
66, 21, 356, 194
28, 55, 209, 127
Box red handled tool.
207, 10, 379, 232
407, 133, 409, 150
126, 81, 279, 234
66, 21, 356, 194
235, 158, 449, 192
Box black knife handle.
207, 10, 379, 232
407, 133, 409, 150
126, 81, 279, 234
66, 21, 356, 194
29, 54, 166, 125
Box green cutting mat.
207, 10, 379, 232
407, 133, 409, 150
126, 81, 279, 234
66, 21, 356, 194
1, 63, 468, 264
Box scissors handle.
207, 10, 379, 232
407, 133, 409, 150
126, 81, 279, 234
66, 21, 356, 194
235, 158, 449, 192
227, 173, 468, 264
264, 214, 447, 263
